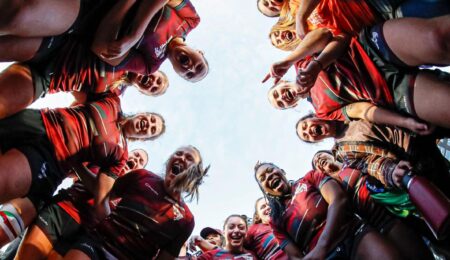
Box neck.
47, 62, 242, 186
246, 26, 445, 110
226, 244, 244, 254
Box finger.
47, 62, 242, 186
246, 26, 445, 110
273, 77, 281, 85
262, 73, 271, 83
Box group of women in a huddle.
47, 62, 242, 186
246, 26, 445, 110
0, 0, 213, 259
255, 0, 450, 259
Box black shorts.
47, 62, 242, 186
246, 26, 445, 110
69, 234, 109, 260
0, 110, 64, 210
36, 203, 82, 255
358, 25, 418, 116
325, 221, 373, 260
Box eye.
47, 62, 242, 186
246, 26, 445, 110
266, 167, 273, 173
273, 90, 279, 99
277, 101, 284, 108
186, 72, 194, 79
186, 154, 194, 162
156, 78, 162, 85
196, 64, 204, 74
274, 31, 279, 37
150, 87, 159, 93
277, 40, 282, 45
302, 122, 307, 130
176, 151, 183, 156
151, 126, 156, 135
150, 116, 156, 123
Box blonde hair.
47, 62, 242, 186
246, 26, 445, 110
166, 146, 210, 202
269, 16, 300, 51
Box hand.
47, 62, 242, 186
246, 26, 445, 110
188, 235, 203, 252
303, 245, 327, 260
295, 60, 321, 94
262, 60, 293, 84
93, 202, 110, 223
392, 160, 412, 188
402, 117, 435, 135
296, 17, 309, 39
100, 34, 139, 60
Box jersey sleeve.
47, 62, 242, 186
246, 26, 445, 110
112, 170, 145, 197
172, 0, 201, 37
303, 170, 333, 190
270, 220, 291, 250
244, 225, 256, 248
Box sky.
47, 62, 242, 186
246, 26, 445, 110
1, 0, 449, 244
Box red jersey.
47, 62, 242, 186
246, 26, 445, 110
92, 169, 194, 259
41, 93, 128, 176
46, 40, 148, 96
131, 0, 200, 72
245, 223, 288, 260
297, 39, 394, 121
270, 171, 332, 253
197, 249, 257, 260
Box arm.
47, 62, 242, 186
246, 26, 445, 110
190, 236, 218, 252
263, 28, 332, 84
304, 180, 348, 259
344, 102, 433, 135
296, 0, 320, 38
93, 172, 115, 220
296, 32, 350, 93
91, 0, 168, 62
71, 164, 98, 194
283, 242, 303, 259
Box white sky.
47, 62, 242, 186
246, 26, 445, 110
1, 0, 448, 240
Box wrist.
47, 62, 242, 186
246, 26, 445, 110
311, 58, 324, 70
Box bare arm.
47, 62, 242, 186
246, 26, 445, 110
283, 242, 303, 259
304, 180, 348, 259
93, 173, 115, 220
264, 28, 333, 83
344, 102, 433, 135
91, 0, 167, 62
296, 0, 320, 38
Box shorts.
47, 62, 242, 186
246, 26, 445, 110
325, 221, 373, 259
365, 0, 403, 20
358, 25, 417, 116
69, 234, 111, 260
36, 203, 82, 255
0, 110, 64, 210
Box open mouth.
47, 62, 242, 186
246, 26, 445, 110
312, 125, 323, 136
127, 160, 136, 170
268, 175, 281, 190
282, 89, 295, 103
136, 118, 149, 132
230, 234, 243, 242
171, 159, 186, 175
282, 31, 294, 41
178, 53, 190, 66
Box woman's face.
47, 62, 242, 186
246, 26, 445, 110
313, 152, 341, 175
256, 199, 271, 224
258, 0, 284, 17
206, 233, 223, 247
134, 71, 168, 96
270, 29, 297, 49
168, 44, 208, 82
268, 81, 302, 109
165, 147, 201, 188
224, 216, 247, 250
124, 149, 148, 172
123, 113, 164, 140
296, 118, 335, 142
255, 164, 289, 197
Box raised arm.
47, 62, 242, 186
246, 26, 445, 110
303, 179, 348, 259
263, 28, 333, 84
296, 0, 321, 38
91, 0, 168, 62
343, 101, 433, 135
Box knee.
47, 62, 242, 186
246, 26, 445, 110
428, 20, 450, 58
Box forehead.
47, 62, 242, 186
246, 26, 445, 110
226, 216, 245, 226
256, 198, 267, 208
176, 147, 201, 161
256, 164, 278, 177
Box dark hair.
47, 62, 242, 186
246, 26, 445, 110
257, 0, 280, 17
311, 150, 333, 170
223, 214, 249, 230
253, 162, 291, 228
295, 112, 316, 143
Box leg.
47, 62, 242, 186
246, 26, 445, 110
15, 225, 54, 259
0, 149, 32, 204
413, 70, 450, 128
48, 250, 64, 260
385, 220, 433, 260
0, 63, 35, 119
0, 197, 36, 247
383, 15, 450, 66
0, 35, 42, 62
355, 230, 401, 260
0, 0, 80, 37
